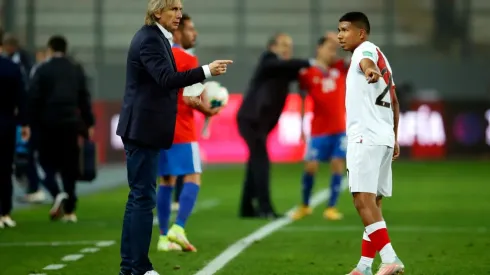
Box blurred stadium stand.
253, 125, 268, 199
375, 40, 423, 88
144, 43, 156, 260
2, 0, 490, 162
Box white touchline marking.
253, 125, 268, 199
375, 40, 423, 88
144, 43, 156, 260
43, 264, 65, 270
34, 241, 115, 273
281, 225, 489, 233
194, 188, 337, 275
153, 198, 221, 226
95, 240, 116, 247
80, 247, 100, 253
0, 240, 115, 247
28, 273, 46, 275
62, 254, 84, 262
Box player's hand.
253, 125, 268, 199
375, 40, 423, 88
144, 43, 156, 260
209, 60, 233, 76
185, 96, 201, 108
207, 106, 223, 117
365, 67, 382, 83
392, 141, 400, 161
21, 126, 30, 142
300, 131, 307, 143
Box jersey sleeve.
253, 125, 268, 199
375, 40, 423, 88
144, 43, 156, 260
353, 43, 379, 73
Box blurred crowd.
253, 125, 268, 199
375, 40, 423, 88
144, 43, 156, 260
0, 28, 95, 228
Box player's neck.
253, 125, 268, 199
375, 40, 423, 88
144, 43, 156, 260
352, 40, 369, 52
315, 58, 328, 69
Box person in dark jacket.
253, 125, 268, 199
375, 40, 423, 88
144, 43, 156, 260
0, 44, 30, 228
236, 33, 313, 219
28, 35, 95, 223
2, 33, 33, 84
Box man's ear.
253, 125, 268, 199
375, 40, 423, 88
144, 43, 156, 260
153, 11, 162, 19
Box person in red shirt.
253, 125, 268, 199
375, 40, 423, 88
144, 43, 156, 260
156, 13, 221, 253
291, 35, 348, 221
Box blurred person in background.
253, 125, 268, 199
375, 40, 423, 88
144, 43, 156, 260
291, 35, 348, 221
156, 13, 222, 253
172, 176, 183, 211
0, 37, 30, 228
17, 47, 48, 204
236, 33, 313, 219
28, 35, 95, 223
2, 33, 33, 83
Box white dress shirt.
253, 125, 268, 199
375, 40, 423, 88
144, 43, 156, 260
155, 23, 211, 79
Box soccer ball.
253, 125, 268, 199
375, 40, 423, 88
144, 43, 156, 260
204, 81, 229, 108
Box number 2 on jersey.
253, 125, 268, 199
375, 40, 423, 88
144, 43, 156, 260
375, 68, 392, 108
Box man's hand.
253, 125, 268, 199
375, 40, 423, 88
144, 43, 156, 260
392, 141, 400, 161
209, 60, 233, 76
88, 127, 95, 140
21, 126, 30, 142
184, 96, 202, 108
365, 67, 382, 83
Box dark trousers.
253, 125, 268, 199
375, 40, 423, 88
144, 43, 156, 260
120, 139, 158, 275
26, 131, 41, 194
0, 123, 16, 216
38, 125, 79, 213
237, 118, 274, 214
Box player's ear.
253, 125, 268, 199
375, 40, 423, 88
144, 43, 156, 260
359, 29, 367, 40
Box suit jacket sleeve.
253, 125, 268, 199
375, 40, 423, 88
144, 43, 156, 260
76, 64, 95, 127
261, 58, 311, 79
140, 36, 206, 90
13, 64, 28, 126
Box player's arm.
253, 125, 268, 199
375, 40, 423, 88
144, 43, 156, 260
299, 89, 307, 140
359, 58, 382, 83
391, 88, 400, 141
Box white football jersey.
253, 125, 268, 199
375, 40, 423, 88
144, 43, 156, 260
345, 41, 395, 147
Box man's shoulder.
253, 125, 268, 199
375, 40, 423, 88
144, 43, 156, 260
131, 25, 160, 46
0, 56, 21, 75
353, 41, 379, 58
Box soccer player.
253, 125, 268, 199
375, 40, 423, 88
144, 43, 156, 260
337, 12, 404, 275
156, 13, 221, 252
291, 36, 347, 221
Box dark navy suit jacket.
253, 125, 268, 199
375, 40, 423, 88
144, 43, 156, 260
0, 56, 27, 128
116, 24, 206, 149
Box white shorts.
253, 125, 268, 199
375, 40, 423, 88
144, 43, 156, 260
346, 142, 393, 197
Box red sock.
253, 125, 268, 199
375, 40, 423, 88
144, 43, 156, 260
361, 239, 376, 258
368, 227, 391, 252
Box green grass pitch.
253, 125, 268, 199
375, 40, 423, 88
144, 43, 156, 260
0, 161, 489, 275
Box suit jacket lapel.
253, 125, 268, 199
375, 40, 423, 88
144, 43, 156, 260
163, 38, 177, 71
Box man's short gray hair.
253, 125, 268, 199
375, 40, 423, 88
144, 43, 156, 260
145, 0, 182, 25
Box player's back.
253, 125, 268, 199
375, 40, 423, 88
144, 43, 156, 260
346, 41, 395, 146
299, 60, 347, 136
172, 46, 199, 143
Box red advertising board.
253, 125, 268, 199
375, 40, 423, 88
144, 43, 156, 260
92, 95, 489, 164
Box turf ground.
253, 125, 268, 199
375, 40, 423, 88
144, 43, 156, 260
1, 161, 489, 275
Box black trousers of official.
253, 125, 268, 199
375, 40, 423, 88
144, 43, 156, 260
237, 118, 274, 215
38, 125, 79, 214
0, 122, 16, 216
